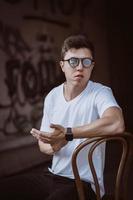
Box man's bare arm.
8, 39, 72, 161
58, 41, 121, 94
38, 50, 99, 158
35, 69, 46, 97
72, 107, 125, 138
39, 107, 125, 144
38, 140, 54, 155
31, 107, 125, 153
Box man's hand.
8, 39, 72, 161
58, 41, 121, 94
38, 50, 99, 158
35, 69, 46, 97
39, 124, 68, 151
39, 124, 65, 142
30, 124, 68, 152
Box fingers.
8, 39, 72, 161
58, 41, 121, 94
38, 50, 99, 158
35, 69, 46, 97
30, 128, 40, 135
30, 126, 65, 145
30, 128, 44, 140
30, 128, 53, 143
39, 135, 51, 143
30, 128, 48, 137
30, 132, 40, 140
50, 124, 62, 130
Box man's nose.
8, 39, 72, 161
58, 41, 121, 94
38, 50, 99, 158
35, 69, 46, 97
76, 60, 83, 70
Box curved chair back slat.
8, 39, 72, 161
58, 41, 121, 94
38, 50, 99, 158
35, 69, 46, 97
88, 136, 128, 200
72, 137, 103, 200
72, 133, 133, 200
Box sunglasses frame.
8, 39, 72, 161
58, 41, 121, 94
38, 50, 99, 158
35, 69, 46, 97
62, 57, 94, 68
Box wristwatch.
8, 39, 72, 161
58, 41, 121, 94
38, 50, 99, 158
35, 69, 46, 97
65, 127, 73, 141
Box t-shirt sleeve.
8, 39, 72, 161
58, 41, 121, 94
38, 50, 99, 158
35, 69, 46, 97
95, 87, 120, 117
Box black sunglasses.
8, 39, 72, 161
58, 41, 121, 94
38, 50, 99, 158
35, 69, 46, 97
62, 57, 94, 68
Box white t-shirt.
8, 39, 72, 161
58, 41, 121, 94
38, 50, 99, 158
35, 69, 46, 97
40, 80, 120, 197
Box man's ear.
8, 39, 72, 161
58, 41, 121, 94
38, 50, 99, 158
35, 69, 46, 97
91, 62, 95, 70
60, 61, 64, 72
89, 62, 95, 73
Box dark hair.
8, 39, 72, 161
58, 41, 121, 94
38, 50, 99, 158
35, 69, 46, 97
61, 34, 95, 60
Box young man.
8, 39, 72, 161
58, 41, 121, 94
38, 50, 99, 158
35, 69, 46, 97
31, 34, 125, 200
0, 34, 124, 200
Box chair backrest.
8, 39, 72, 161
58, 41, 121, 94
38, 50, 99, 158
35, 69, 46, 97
72, 132, 133, 200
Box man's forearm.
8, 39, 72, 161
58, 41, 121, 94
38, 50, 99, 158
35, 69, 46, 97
38, 140, 54, 155
72, 108, 125, 138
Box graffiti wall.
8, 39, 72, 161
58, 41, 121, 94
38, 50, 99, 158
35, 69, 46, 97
0, 0, 109, 140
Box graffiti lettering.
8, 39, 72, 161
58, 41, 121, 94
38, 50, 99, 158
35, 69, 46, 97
0, 20, 30, 58
0, 20, 64, 136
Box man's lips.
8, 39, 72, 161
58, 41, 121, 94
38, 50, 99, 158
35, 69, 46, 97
74, 74, 84, 78
73, 74, 84, 81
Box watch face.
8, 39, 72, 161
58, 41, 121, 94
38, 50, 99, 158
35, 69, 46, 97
65, 127, 73, 141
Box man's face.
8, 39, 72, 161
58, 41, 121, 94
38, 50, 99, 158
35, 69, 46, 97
60, 48, 94, 87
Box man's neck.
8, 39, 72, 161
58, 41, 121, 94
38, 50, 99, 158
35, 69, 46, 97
63, 82, 87, 101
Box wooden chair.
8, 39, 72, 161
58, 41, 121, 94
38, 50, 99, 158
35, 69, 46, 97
72, 132, 133, 200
